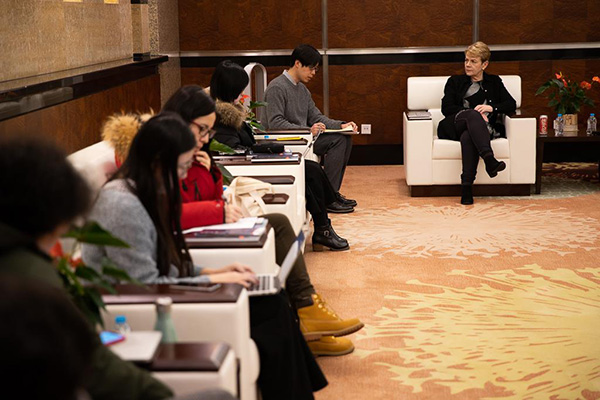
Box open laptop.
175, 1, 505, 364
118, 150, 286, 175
248, 231, 305, 297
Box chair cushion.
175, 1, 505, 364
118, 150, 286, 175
432, 138, 510, 160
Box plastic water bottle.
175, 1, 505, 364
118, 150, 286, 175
587, 113, 597, 136
554, 114, 564, 136
114, 315, 131, 335
154, 297, 177, 343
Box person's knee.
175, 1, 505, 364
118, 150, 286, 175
262, 213, 293, 233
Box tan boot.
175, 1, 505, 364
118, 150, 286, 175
308, 336, 355, 357
298, 293, 364, 340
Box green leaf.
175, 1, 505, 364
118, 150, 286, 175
217, 163, 234, 185
249, 120, 266, 132
249, 100, 267, 109
74, 266, 101, 282
64, 221, 130, 248
535, 85, 549, 96
209, 139, 236, 155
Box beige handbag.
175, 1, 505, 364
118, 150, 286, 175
224, 177, 274, 217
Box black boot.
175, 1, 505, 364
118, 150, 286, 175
312, 221, 350, 252
483, 153, 506, 178
326, 201, 354, 214
336, 192, 357, 207
461, 184, 474, 205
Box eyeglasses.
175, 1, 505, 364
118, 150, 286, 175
191, 122, 216, 139
308, 66, 319, 73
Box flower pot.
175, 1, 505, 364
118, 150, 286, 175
563, 114, 578, 136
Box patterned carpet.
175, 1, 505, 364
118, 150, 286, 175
306, 164, 600, 400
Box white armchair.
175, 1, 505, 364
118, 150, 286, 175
403, 75, 536, 196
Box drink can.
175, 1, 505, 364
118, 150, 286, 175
539, 115, 548, 135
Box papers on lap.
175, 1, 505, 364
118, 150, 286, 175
324, 126, 357, 135
407, 111, 432, 120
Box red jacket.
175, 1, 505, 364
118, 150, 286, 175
180, 161, 225, 230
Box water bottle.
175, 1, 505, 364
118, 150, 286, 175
554, 114, 564, 136
114, 315, 131, 335
154, 297, 177, 343
587, 113, 597, 136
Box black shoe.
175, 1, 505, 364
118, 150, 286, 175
326, 201, 354, 214
483, 155, 506, 178
461, 184, 474, 205
336, 192, 357, 207
312, 223, 350, 252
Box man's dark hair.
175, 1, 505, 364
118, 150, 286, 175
0, 277, 94, 400
162, 85, 216, 124
210, 60, 250, 103
0, 137, 92, 239
290, 44, 322, 68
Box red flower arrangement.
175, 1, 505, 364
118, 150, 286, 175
536, 72, 599, 114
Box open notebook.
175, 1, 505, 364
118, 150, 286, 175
248, 231, 305, 297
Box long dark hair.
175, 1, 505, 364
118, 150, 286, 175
115, 112, 196, 277
210, 60, 249, 103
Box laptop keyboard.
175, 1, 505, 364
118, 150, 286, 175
249, 275, 272, 292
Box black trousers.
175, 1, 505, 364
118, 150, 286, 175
313, 133, 352, 191
305, 160, 337, 227
261, 213, 315, 309
454, 109, 494, 184
250, 290, 327, 400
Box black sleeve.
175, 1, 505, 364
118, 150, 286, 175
213, 125, 244, 149
441, 77, 465, 117
493, 76, 517, 115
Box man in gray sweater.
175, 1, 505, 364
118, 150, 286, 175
264, 44, 358, 209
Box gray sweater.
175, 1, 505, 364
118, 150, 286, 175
264, 73, 343, 130
82, 180, 209, 284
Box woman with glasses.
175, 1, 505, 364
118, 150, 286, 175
84, 112, 328, 400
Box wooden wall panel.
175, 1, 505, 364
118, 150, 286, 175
480, 0, 600, 44
329, 60, 600, 146
179, 0, 322, 51
0, 75, 161, 154
181, 66, 325, 114
329, 63, 463, 145
327, 0, 472, 48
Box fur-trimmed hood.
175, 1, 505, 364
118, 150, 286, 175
101, 112, 152, 162
215, 100, 246, 130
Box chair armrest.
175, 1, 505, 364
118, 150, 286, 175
504, 115, 537, 184
403, 113, 434, 185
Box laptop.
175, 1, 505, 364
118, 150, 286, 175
248, 231, 305, 297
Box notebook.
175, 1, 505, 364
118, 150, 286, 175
324, 126, 357, 135
248, 231, 305, 297
407, 111, 432, 120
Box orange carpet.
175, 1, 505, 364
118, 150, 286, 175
307, 165, 600, 400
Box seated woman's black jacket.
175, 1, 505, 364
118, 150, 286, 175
212, 101, 255, 150
438, 72, 517, 140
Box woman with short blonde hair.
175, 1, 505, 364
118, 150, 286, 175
437, 41, 516, 204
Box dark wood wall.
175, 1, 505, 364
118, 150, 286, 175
480, 0, 600, 44
179, 0, 322, 51
328, 0, 473, 47
178, 0, 600, 163
0, 75, 161, 154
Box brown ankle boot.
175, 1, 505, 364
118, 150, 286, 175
308, 336, 355, 357
298, 294, 364, 340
